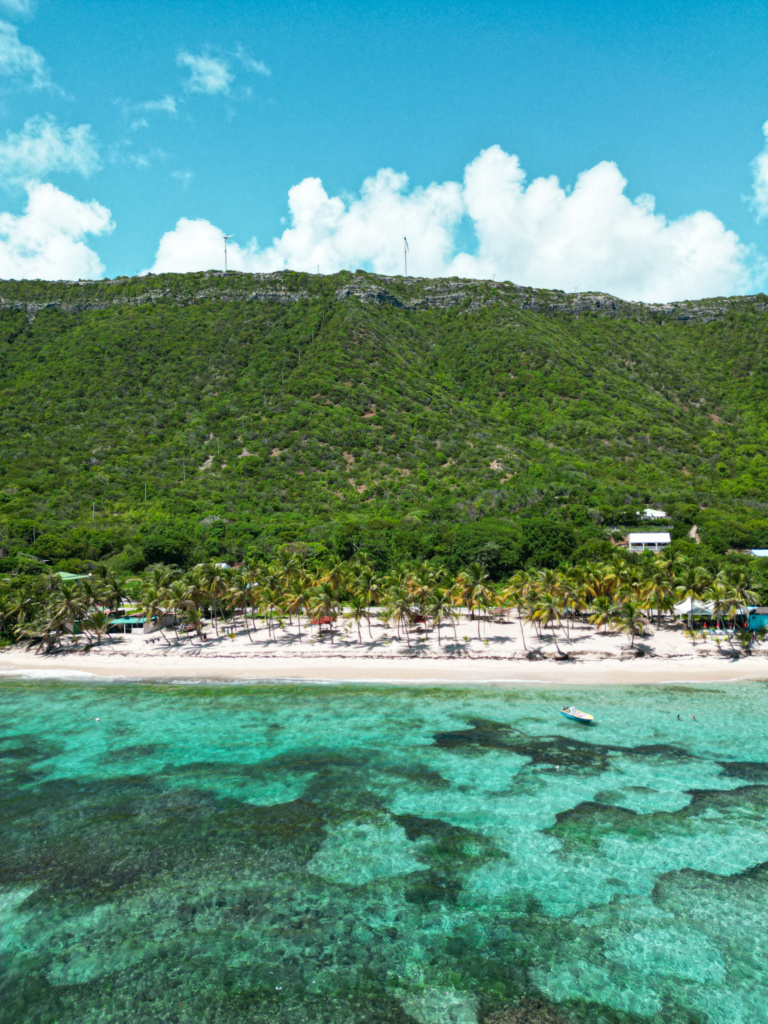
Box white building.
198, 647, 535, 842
628, 532, 671, 553
638, 508, 668, 520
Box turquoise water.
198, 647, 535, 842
1, 677, 768, 1024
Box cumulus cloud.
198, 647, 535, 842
147, 145, 754, 302
0, 181, 112, 279
139, 94, 177, 114
177, 50, 232, 95
0, 115, 99, 183
0, 19, 51, 89
452, 147, 750, 301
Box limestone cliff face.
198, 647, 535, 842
0, 269, 764, 324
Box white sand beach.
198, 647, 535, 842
2, 614, 766, 684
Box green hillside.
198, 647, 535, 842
2, 269, 768, 572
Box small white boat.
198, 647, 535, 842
560, 706, 595, 724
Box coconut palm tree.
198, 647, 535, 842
675, 565, 711, 628
354, 566, 384, 637
138, 583, 171, 644
199, 560, 231, 635
344, 593, 369, 642
384, 587, 414, 648
454, 562, 493, 637
641, 562, 675, 626
704, 581, 737, 630
588, 595, 615, 633
429, 587, 457, 645
615, 600, 646, 647
82, 609, 112, 645
534, 589, 565, 654
227, 571, 255, 641
309, 582, 339, 642
499, 570, 532, 651
284, 584, 312, 642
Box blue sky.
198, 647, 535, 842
1, 0, 768, 300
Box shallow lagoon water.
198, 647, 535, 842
1, 677, 767, 1024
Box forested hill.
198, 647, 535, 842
2, 269, 768, 574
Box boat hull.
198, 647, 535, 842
560, 709, 595, 724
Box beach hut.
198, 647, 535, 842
108, 616, 146, 634
748, 607, 768, 629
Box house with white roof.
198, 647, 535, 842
628, 532, 671, 553
638, 508, 668, 520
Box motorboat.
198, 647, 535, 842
560, 706, 595, 724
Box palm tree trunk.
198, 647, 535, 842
517, 607, 528, 651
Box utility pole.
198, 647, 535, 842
144, 483, 147, 501
223, 234, 234, 272
92, 503, 95, 521
403, 237, 409, 277
183, 462, 186, 481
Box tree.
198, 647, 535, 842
616, 600, 646, 647
675, 565, 711, 628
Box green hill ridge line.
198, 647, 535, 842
2, 270, 768, 572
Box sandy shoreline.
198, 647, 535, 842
3, 615, 768, 685
2, 649, 767, 685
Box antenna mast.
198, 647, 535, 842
403, 236, 409, 277
223, 234, 234, 272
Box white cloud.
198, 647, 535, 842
146, 145, 755, 302
0, 0, 35, 18
139, 94, 177, 114
233, 44, 269, 76
0, 181, 112, 279
452, 146, 750, 302
0, 19, 51, 90
177, 50, 232, 95
171, 170, 193, 187
0, 115, 99, 182
751, 120, 768, 222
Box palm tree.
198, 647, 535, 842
704, 581, 737, 630
534, 589, 564, 654
228, 571, 255, 641
138, 583, 171, 644
199, 560, 231, 635
82, 609, 112, 645
588, 595, 615, 633
640, 562, 675, 626
309, 582, 339, 642
284, 584, 312, 642
616, 600, 646, 647
344, 593, 369, 642
675, 565, 711, 628
354, 566, 383, 637
498, 570, 531, 651
429, 587, 457, 646
385, 587, 414, 648
454, 562, 492, 638
49, 582, 87, 640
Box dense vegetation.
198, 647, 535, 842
3, 269, 768, 578
1, 549, 761, 654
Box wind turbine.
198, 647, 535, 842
223, 234, 234, 272
403, 236, 409, 277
